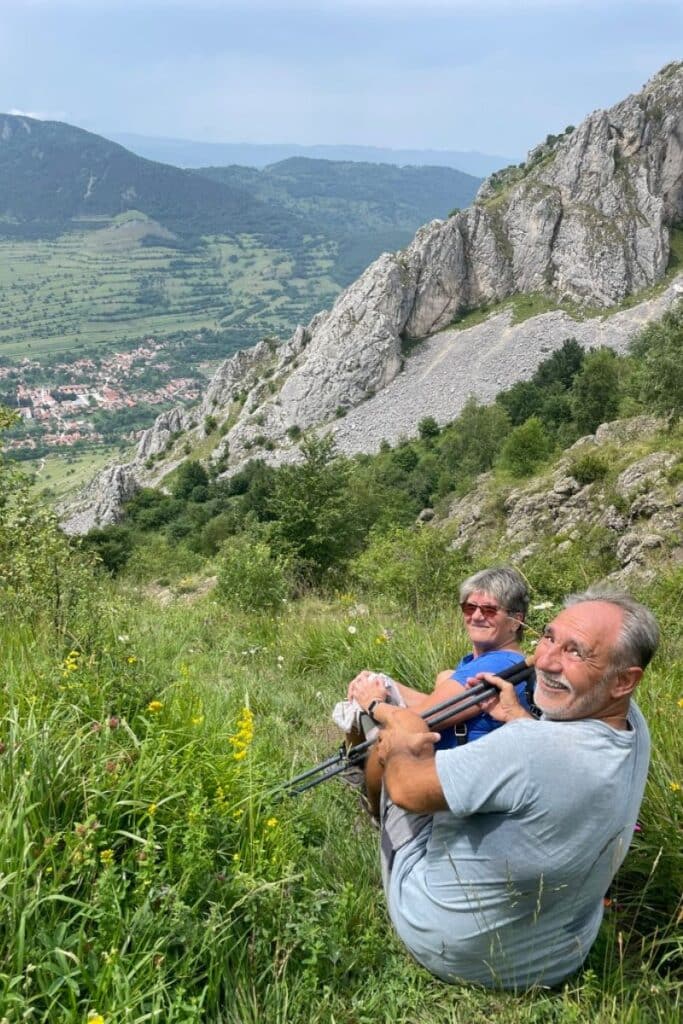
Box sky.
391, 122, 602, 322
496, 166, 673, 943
1, 1, 681, 159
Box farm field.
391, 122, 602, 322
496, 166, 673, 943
0, 217, 340, 362
28, 444, 126, 502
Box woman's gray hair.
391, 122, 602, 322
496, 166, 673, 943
564, 588, 660, 669
459, 567, 530, 626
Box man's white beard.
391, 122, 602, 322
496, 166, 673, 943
534, 669, 613, 720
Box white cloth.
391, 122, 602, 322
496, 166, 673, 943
331, 673, 405, 733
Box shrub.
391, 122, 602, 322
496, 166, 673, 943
497, 416, 553, 477
350, 525, 469, 614
570, 348, 621, 434
418, 416, 440, 440
267, 435, 368, 586
629, 301, 683, 420
81, 525, 134, 575
216, 535, 291, 612
173, 460, 209, 500
569, 452, 609, 485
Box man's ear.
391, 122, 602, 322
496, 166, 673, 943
611, 666, 643, 699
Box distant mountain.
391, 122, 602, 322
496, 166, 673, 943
194, 157, 482, 282
195, 157, 479, 226
109, 134, 514, 177
0, 114, 308, 246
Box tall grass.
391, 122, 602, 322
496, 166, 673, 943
0, 586, 680, 1023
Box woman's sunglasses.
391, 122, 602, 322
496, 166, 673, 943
459, 601, 502, 620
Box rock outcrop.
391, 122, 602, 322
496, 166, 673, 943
445, 417, 682, 583
61, 465, 140, 536
61, 63, 683, 534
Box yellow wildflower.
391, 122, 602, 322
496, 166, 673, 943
147, 803, 158, 816
265, 817, 278, 828
232, 808, 244, 819
61, 649, 81, 676
88, 1015, 105, 1024
99, 849, 114, 866
228, 707, 254, 760
147, 700, 163, 714
127, 655, 137, 665
669, 782, 681, 793
678, 698, 683, 709
191, 715, 204, 726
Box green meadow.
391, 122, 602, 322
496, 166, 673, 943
0, 561, 680, 1024
0, 219, 339, 361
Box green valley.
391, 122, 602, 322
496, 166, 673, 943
0, 113, 480, 462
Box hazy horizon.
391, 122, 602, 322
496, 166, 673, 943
2, 2, 681, 158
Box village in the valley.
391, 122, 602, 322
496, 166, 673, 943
0, 339, 201, 452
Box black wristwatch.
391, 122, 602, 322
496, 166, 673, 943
367, 697, 387, 723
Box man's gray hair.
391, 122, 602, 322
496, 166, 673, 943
564, 588, 659, 670
459, 566, 530, 621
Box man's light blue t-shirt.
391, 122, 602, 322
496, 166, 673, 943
386, 703, 650, 989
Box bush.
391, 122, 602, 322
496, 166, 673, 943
569, 452, 609, 485
350, 525, 469, 614
81, 525, 134, 575
497, 416, 553, 477
570, 348, 621, 434
216, 535, 291, 612
173, 460, 210, 500
629, 301, 683, 419
418, 416, 440, 440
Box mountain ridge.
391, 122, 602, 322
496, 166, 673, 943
107, 134, 514, 176
60, 62, 683, 535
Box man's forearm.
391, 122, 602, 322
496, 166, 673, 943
383, 749, 448, 813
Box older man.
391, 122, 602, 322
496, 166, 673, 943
371, 588, 658, 990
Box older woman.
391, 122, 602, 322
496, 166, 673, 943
347, 566, 533, 812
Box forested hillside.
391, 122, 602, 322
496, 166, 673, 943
195, 158, 479, 283
82, 305, 683, 588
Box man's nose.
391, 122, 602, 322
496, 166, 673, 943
535, 636, 562, 672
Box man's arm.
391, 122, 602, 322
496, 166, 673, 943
372, 704, 447, 813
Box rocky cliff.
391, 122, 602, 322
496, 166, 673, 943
61, 63, 683, 535
444, 417, 683, 586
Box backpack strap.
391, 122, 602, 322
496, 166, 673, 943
453, 721, 468, 745
525, 670, 542, 719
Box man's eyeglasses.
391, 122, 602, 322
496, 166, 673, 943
460, 601, 502, 620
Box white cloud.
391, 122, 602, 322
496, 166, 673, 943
8, 107, 66, 120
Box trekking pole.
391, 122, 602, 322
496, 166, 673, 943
281, 657, 535, 796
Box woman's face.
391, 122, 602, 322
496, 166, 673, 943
460, 590, 523, 654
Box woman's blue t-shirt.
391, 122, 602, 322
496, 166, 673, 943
435, 649, 528, 750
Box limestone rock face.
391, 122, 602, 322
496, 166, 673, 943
135, 407, 187, 463
60, 464, 140, 535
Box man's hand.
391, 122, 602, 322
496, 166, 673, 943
372, 704, 440, 765
471, 672, 534, 723
372, 704, 445, 812
347, 670, 389, 710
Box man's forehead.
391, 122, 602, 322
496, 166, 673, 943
548, 601, 623, 641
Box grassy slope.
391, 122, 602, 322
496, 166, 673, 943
0, 578, 679, 1023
